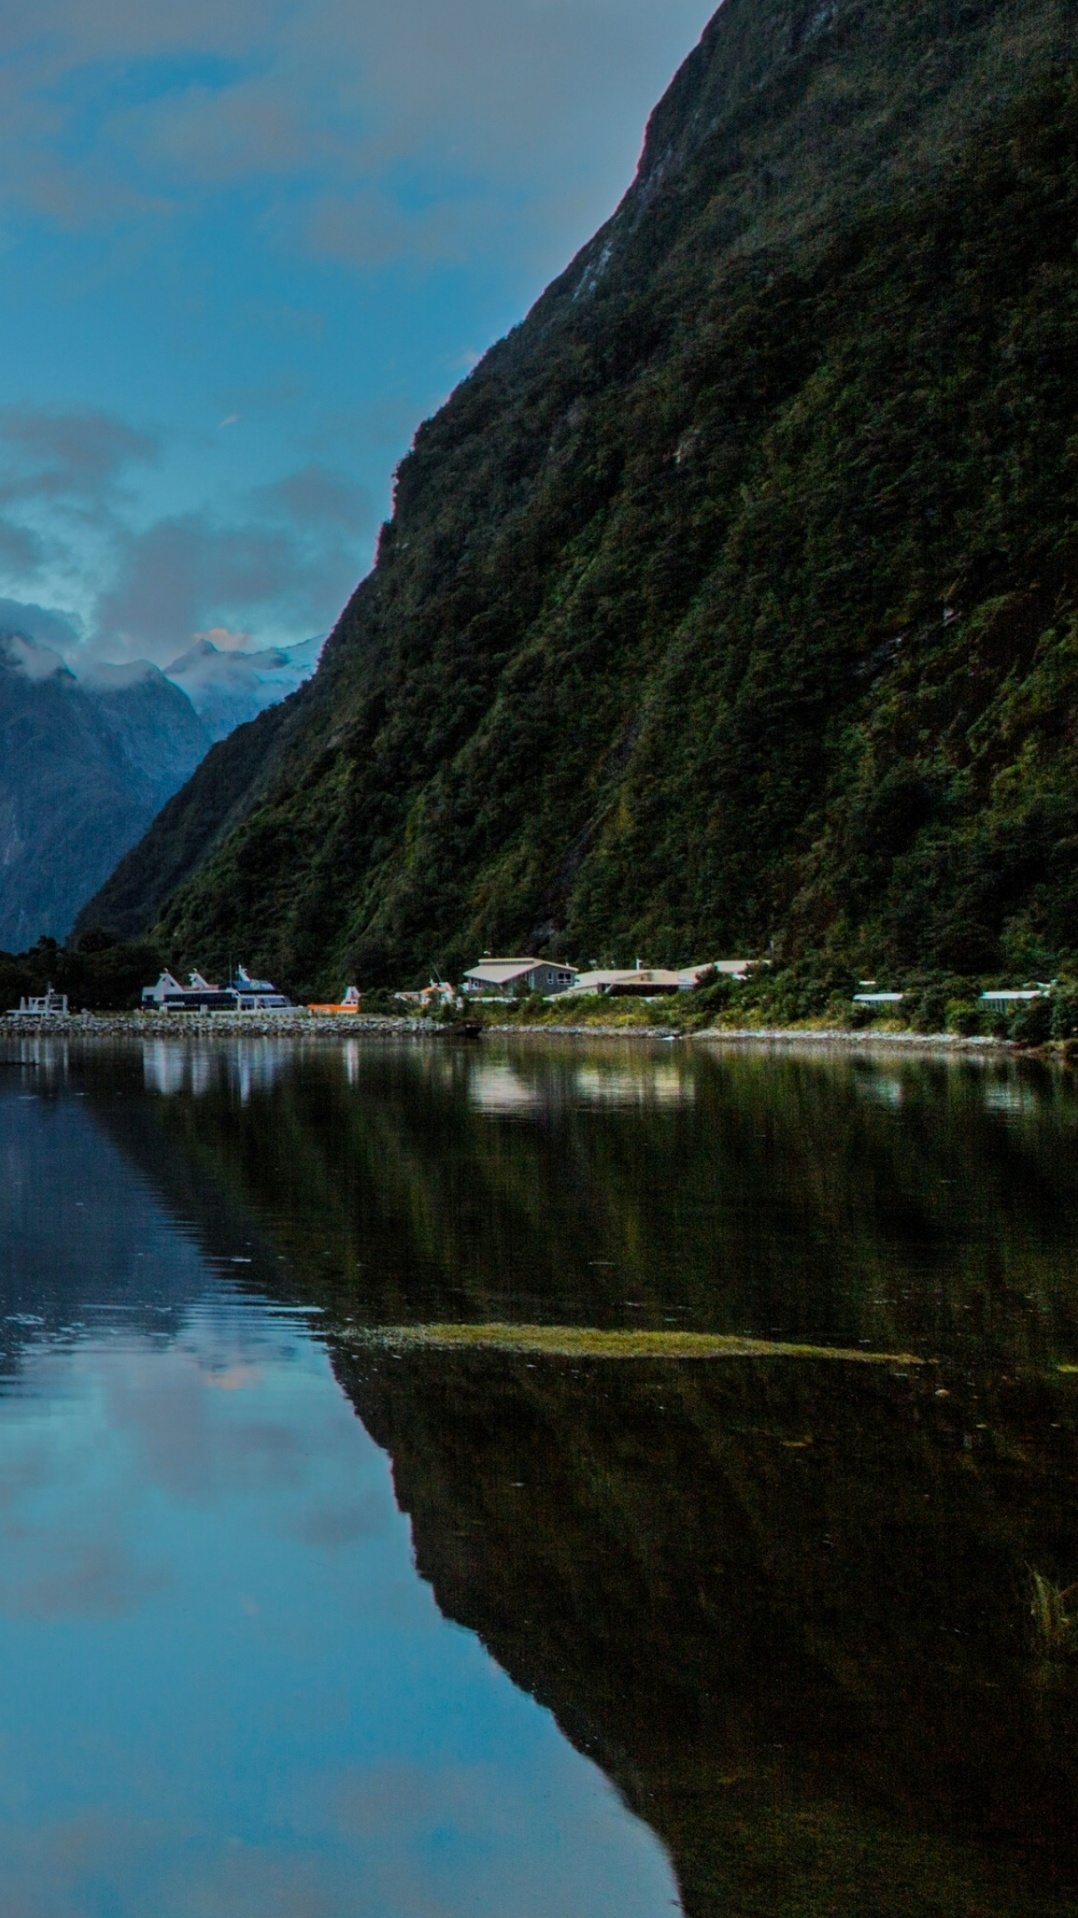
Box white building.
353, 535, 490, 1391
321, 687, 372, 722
462, 958, 577, 998
675, 959, 761, 988
563, 967, 682, 998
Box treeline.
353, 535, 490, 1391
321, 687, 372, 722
0, 934, 164, 1013
2, 939, 1077, 1039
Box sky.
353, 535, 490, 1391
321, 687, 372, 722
0, 0, 716, 669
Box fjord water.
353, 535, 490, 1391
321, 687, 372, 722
4, 1037, 1078, 1915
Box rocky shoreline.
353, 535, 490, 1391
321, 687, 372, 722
0, 1011, 431, 1039
0, 1011, 1018, 1051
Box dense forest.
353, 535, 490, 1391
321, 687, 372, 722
78, 0, 1078, 999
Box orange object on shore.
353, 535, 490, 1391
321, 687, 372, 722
308, 986, 361, 1014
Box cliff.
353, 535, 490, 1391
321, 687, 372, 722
79, 0, 1078, 992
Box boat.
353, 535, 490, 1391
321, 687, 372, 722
231, 965, 293, 1011
13, 985, 69, 1018
308, 986, 362, 1015
429, 1019, 483, 1040
141, 965, 294, 1013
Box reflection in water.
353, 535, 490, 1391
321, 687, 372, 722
342, 1346, 1078, 1918
7, 1033, 1078, 1913
0, 1046, 679, 1917
114, 1034, 1078, 1371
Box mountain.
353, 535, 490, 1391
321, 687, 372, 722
162, 635, 324, 743
78, 0, 1078, 991
0, 633, 209, 949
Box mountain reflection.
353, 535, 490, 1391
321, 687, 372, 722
34, 1033, 1078, 1914
111, 1033, 1078, 1370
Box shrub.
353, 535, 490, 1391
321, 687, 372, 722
903, 986, 949, 1032
1010, 997, 1052, 1046
947, 1002, 983, 1036
1050, 989, 1078, 1041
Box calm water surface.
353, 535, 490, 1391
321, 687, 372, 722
4, 1033, 1078, 1916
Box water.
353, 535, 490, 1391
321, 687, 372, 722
0, 1039, 678, 1917
4, 1034, 1078, 1914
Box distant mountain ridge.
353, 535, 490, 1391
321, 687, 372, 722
78, 0, 1078, 991
0, 632, 209, 949
0, 627, 323, 949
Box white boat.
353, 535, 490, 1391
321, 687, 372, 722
14, 985, 69, 1017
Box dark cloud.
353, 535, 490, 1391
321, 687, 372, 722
0, 472, 363, 669
288, 1490, 388, 1549
0, 405, 158, 507
0, 0, 715, 665
5, 1519, 170, 1619
0, 596, 82, 649
92, 515, 293, 658
255, 462, 375, 533
0, 520, 46, 575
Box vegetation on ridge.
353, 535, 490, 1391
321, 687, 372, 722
78, 0, 1078, 1000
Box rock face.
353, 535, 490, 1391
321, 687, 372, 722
79, 0, 1078, 994
0, 634, 209, 949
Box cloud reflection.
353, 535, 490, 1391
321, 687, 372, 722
0, 1303, 678, 1916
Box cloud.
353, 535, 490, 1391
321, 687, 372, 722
0, 2, 717, 662
9, 1524, 170, 1618
0, 405, 158, 507
0, 521, 47, 576
90, 462, 371, 660
93, 514, 306, 658
255, 461, 374, 533
0, 1, 716, 267
0, 597, 80, 649
287, 1490, 388, 1549
0, 409, 161, 631
0, 446, 369, 668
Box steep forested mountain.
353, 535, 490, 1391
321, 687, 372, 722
79, 0, 1078, 992
0, 634, 208, 948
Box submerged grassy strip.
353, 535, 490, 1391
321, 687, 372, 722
347, 1323, 926, 1365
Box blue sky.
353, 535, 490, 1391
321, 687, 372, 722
0, 0, 715, 667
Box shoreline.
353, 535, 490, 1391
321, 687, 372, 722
0, 1011, 432, 1039
0, 1011, 1020, 1052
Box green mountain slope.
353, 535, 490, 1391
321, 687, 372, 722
79, 0, 1078, 993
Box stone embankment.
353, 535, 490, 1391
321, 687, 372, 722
0, 1012, 433, 1039
0, 1013, 1014, 1048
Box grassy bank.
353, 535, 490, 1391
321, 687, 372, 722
344, 1323, 926, 1365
